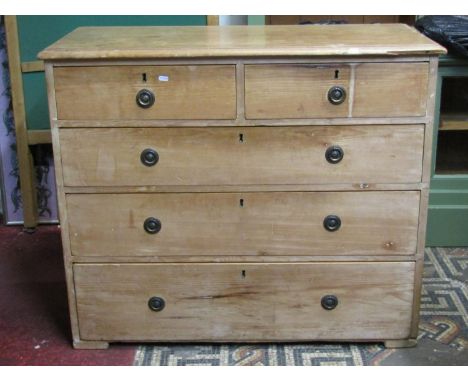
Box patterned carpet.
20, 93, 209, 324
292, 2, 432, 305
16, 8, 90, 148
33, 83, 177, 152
134, 248, 468, 366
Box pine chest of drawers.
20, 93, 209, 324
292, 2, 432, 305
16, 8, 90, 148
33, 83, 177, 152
39, 24, 445, 349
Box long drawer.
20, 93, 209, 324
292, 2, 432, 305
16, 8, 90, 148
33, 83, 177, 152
245, 62, 429, 119
66, 191, 420, 257
74, 262, 415, 341
59, 125, 424, 187
53, 65, 237, 120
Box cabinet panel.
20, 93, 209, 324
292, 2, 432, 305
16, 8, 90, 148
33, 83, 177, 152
75, 262, 415, 341
54, 65, 237, 120
60, 125, 425, 187
67, 191, 420, 257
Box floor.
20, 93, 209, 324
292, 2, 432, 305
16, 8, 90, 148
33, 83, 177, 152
0, 224, 466, 366
0, 225, 135, 365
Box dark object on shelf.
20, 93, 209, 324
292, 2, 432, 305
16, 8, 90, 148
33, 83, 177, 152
268, 16, 415, 26
416, 16, 468, 57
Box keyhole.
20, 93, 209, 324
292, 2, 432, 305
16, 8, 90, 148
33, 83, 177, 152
334, 70, 339, 79
142, 73, 147, 82
240, 198, 244, 207
241, 270, 246, 278
239, 133, 244, 143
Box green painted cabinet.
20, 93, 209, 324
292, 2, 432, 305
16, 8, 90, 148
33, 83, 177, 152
427, 56, 468, 246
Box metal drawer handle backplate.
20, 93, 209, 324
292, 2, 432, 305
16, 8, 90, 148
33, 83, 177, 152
144, 217, 162, 234
323, 215, 341, 232
327, 86, 346, 105
136, 89, 155, 108
325, 145, 344, 164
148, 296, 165, 312
321, 295, 339, 310
140, 148, 159, 167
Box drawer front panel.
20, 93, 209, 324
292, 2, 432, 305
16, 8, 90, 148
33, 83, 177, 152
353, 62, 429, 117
245, 64, 351, 119
245, 62, 429, 119
67, 191, 420, 257
60, 125, 424, 186
74, 262, 415, 341
54, 65, 237, 120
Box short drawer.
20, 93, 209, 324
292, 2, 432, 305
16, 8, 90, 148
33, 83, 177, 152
66, 191, 420, 257
245, 64, 351, 119
245, 62, 429, 119
74, 262, 415, 341
54, 65, 236, 120
59, 125, 424, 187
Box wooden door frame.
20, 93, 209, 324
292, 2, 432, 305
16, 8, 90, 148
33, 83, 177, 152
4, 15, 39, 230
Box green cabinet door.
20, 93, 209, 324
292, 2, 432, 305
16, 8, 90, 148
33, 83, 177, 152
427, 57, 468, 246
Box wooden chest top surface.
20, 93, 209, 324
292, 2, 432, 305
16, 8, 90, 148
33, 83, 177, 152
38, 24, 445, 60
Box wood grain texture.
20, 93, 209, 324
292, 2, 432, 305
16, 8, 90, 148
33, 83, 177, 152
73, 340, 109, 350
37, 25, 445, 60
66, 191, 420, 257
235, 62, 246, 123
384, 339, 417, 348
409, 58, 439, 337
48, 56, 434, 69
421, 57, 439, 183
56, 116, 431, 128
439, 113, 468, 130
54, 65, 236, 120
70, 254, 417, 263
245, 64, 350, 118
353, 62, 429, 117
245, 62, 429, 119
206, 16, 219, 26
59, 125, 425, 187
411, 188, 431, 337
27, 129, 52, 145
21, 60, 44, 73
45, 63, 81, 345
63, 183, 427, 194
74, 262, 415, 341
